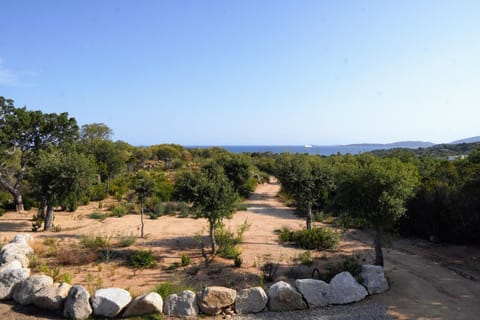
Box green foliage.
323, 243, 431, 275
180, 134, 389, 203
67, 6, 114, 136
117, 233, 136, 247
234, 255, 243, 268
214, 221, 250, 259
332, 214, 368, 229
80, 234, 111, 251
89, 212, 107, 221
181, 255, 190, 266
88, 183, 108, 201
153, 281, 192, 299
0, 207, 6, 216
177, 202, 190, 218
279, 226, 339, 250
39, 264, 72, 283
130, 250, 156, 269
111, 204, 128, 217
297, 251, 313, 265
320, 255, 363, 282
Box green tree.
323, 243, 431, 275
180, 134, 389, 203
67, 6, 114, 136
334, 155, 419, 266
174, 163, 237, 254
276, 155, 334, 230
130, 170, 156, 238
31, 151, 95, 231
80, 123, 113, 142
0, 97, 78, 211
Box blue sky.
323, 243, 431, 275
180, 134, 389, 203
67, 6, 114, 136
1, 0, 479, 145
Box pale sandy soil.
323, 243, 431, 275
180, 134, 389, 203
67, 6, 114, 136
1, 178, 479, 319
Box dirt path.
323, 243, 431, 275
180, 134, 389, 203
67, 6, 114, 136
1, 179, 479, 319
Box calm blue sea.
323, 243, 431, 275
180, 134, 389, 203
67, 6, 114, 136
187, 145, 391, 156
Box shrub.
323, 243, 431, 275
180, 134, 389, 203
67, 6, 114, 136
117, 233, 136, 247
181, 255, 190, 267
89, 212, 107, 221
332, 214, 368, 229
164, 202, 177, 215
80, 234, 111, 251
130, 250, 156, 269
39, 264, 72, 283
278, 226, 339, 250
177, 202, 189, 218
320, 255, 363, 282
0, 208, 5, 216
214, 221, 250, 259
154, 282, 191, 299
298, 251, 313, 265
234, 255, 243, 268
111, 205, 128, 217
261, 262, 278, 282
56, 246, 97, 265
88, 183, 108, 201
149, 203, 165, 219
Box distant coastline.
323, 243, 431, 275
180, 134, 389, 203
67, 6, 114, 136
186, 142, 433, 156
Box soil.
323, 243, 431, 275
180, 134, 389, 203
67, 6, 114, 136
1, 178, 480, 319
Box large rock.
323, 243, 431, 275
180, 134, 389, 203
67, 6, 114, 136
295, 278, 330, 308
91, 287, 131, 318
33, 282, 71, 310
164, 290, 199, 317
12, 234, 34, 245
0, 267, 30, 300
13, 275, 54, 305
267, 281, 307, 312
0, 260, 22, 273
123, 292, 163, 317
197, 286, 236, 315
63, 285, 92, 320
0, 248, 29, 268
361, 264, 389, 295
328, 272, 368, 304
235, 286, 268, 314
1, 242, 33, 256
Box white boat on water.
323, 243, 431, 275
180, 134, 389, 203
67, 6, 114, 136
304, 144, 313, 148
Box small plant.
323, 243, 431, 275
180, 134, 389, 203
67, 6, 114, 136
215, 221, 250, 259
181, 255, 190, 267
31, 208, 45, 231
111, 205, 128, 217
235, 203, 248, 211
153, 281, 194, 299
164, 202, 177, 215
320, 255, 363, 282
52, 224, 62, 232
85, 273, 104, 295
278, 226, 339, 250
117, 233, 136, 247
0, 208, 5, 216
80, 234, 111, 251
89, 212, 107, 221
177, 202, 190, 218
28, 254, 41, 269
261, 262, 278, 282
297, 251, 313, 266
234, 255, 243, 268
166, 262, 181, 271
130, 250, 156, 269
39, 264, 71, 283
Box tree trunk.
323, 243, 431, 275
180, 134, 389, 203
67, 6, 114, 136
374, 230, 384, 266
14, 192, 24, 213
306, 205, 313, 230
44, 204, 54, 231
140, 204, 145, 238
209, 222, 216, 254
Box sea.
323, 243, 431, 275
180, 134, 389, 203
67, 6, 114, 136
187, 145, 393, 156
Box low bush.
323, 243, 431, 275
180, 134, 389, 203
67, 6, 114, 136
153, 281, 193, 299
297, 251, 313, 266
117, 233, 136, 247
332, 214, 368, 229
234, 255, 243, 268
111, 205, 128, 218
80, 234, 111, 251
164, 202, 177, 216
320, 255, 363, 282
181, 255, 190, 267
177, 202, 190, 218
279, 226, 339, 250
130, 250, 156, 269
56, 246, 97, 265
89, 212, 107, 221
215, 221, 250, 259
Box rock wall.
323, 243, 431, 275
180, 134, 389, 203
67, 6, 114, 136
0, 234, 389, 319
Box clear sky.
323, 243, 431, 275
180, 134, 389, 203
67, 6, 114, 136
1, 0, 479, 146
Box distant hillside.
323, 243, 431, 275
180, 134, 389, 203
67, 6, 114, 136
346, 141, 435, 149
371, 141, 480, 158
450, 136, 480, 144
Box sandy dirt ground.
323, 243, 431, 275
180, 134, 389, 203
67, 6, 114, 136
1, 179, 479, 319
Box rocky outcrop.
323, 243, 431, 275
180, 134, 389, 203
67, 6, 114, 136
91, 287, 131, 318
13, 275, 54, 305
267, 281, 307, 312
0, 234, 33, 268
33, 282, 71, 310
235, 286, 268, 314
361, 264, 389, 294
197, 286, 236, 315
328, 272, 368, 304
63, 285, 93, 320
295, 278, 330, 308
0, 260, 22, 273
0, 267, 30, 300
164, 290, 199, 317
123, 292, 163, 317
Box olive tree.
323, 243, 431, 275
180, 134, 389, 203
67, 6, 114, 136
0, 97, 78, 211
130, 170, 156, 238
174, 163, 237, 254
334, 155, 419, 266
31, 151, 95, 231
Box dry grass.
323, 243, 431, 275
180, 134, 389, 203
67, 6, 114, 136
55, 245, 98, 266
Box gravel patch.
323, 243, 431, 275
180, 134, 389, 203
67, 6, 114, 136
234, 301, 393, 320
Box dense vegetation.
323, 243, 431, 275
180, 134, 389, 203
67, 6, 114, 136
2, 96, 480, 261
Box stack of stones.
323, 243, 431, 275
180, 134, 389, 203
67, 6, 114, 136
0, 234, 389, 319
